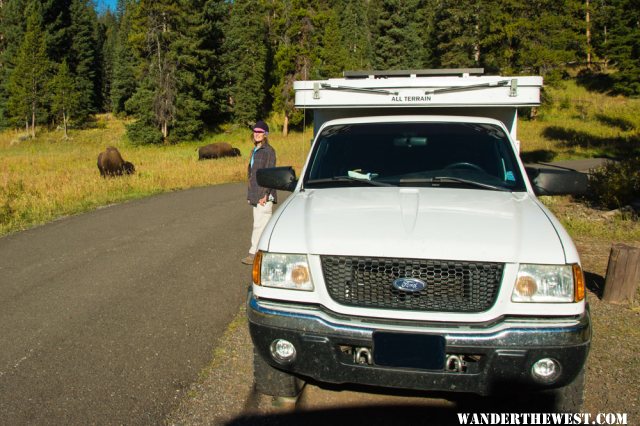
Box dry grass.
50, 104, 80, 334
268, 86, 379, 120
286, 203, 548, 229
0, 115, 312, 236
519, 79, 640, 160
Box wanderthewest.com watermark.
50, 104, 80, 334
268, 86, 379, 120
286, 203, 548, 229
457, 412, 628, 425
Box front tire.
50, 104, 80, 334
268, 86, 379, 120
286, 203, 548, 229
253, 348, 304, 397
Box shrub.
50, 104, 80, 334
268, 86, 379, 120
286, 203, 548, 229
587, 157, 640, 210
125, 120, 163, 145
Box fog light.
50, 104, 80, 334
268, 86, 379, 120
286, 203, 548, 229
531, 358, 561, 383
270, 339, 296, 363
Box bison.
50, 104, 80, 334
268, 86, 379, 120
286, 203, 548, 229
97, 146, 135, 177
198, 142, 241, 160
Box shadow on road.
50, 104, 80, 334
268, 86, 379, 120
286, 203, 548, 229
227, 383, 564, 426
227, 401, 562, 426
228, 405, 467, 425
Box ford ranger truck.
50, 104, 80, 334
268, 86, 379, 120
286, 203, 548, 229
247, 73, 590, 411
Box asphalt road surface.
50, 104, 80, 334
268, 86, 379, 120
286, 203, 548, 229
0, 183, 251, 424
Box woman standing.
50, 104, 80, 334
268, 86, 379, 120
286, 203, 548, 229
242, 120, 277, 265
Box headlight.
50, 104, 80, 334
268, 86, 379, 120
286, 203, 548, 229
512, 264, 584, 303
254, 252, 314, 291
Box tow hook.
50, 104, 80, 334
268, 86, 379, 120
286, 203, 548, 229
355, 347, 373, 365
445, 354, 466, 373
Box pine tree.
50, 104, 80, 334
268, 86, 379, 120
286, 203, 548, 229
605, 0, 640, 95
170, 0, 226, 140
68, 0, 100, 124
124, 83, 163, 144
589, 0, 616, 67
370, 0, 425, 70
416, 1, 437, 70
476, 0, 519, 73
224, 0, 268, 126
49, 59, 80, 138
126, 0, 226, 143
0, 0, 28, 129
98, 9, 118, 112
7, 8, 51, 137
340, 0, 373, 71
509, 0, 584, 77
128, 0, 180, 142
111, 0, 137, 114
433, 0, 482, 68
268, 0, 322, 135
200, 0, 228, 127
39, 0, 73, 63
319, 5, 348, 77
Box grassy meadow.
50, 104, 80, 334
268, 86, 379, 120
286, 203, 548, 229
519, 80, 640, 161
0, 115, 311, 236
1, 78, 639, 240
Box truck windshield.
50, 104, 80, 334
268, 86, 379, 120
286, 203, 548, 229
304, 122, 527, 191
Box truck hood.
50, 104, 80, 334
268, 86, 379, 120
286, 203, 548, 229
265, 187, 566, 264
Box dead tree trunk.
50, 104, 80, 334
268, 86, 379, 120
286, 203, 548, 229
283, 114, 289, 137
603, 243, 640, 304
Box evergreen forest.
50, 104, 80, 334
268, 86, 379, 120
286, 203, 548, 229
0, 0, 638, 144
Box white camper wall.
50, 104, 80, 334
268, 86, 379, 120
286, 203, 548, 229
310, 107, 519, 141
294, 72, 541, 146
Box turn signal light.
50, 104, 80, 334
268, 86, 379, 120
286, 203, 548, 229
252, 251, 263, 285
573, 264, 585, 302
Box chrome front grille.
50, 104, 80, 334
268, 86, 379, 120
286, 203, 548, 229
321, 256, 503, 313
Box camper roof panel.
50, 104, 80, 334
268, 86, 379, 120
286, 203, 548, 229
294, 75, 542, 108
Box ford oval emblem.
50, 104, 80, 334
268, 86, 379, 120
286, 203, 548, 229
392, 278, 426, 292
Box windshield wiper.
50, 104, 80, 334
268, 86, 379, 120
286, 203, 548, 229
399, 176, 510, 191
306, 176, 394, 187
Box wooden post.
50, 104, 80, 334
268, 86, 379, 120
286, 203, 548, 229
602, 244, 640, 304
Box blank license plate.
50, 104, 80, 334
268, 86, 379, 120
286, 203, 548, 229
373, 332, 445, 370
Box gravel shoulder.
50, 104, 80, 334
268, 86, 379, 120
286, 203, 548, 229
166, 303, 255, 425
576, 235, 640, 418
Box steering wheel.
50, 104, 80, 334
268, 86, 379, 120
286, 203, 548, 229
444, 162, 485, 173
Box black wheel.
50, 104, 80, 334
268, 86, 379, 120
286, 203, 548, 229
549, 368, 585, 412
253, 348, 304, 397
444, 162, 485, 173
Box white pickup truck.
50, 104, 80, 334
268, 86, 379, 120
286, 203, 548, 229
247, 70, 590, 411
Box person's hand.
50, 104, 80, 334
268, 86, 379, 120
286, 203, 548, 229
259, 195, 268, 206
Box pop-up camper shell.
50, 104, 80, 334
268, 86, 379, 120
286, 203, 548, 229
294, 68, 543, 150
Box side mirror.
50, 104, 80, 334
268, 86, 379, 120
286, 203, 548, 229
257, 166, 298, 192
525, 165, 588, 196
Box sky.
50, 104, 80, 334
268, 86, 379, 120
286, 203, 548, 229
95, 0, 117, 13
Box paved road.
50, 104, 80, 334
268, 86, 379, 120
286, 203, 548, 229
0, 183, 251, 424
527, 157, 612, 173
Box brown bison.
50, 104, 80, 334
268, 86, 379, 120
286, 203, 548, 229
198, 142, 241, 160
97, 146, 135, 177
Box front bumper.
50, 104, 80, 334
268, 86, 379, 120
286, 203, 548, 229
247, 291, 591, 396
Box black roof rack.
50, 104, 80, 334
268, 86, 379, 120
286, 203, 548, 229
343, 69, 485, 79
